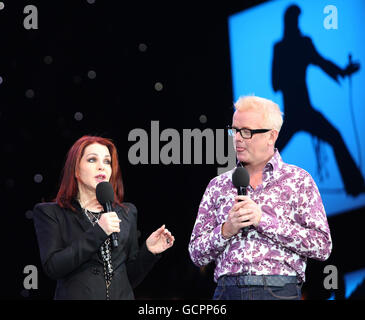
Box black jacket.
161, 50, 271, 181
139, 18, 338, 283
32, 200, 160, 300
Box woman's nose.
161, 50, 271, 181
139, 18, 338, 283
97, 161, 105, 170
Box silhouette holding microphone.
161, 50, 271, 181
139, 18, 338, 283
272, 4, 364, 196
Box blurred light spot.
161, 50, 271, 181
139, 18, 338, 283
25, 210, 33, 220
87, 0, 96, 4
199, 115, 207, 124
154, 82, 163, 91
0, 3, 4, 10
34, 174, 43, 183
138, 43, 148, 52
0, 76, 3, 85
87, 70, 96, 80
44, 56, 53, 64
74, 112, 83, 121
25, 89, 35, 99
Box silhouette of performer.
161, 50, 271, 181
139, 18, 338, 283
272, 5, 364, 196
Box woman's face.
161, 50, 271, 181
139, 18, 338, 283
76, 143, 112, 194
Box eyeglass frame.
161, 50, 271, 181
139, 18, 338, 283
227, 125, 272, 139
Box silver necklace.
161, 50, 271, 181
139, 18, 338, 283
83, 207, 102, 225
78, 200, 102, 225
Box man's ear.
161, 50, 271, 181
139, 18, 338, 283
269, 129, 279, 146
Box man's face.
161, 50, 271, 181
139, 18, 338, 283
232, 110, 275, 167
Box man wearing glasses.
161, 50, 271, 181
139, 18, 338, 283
188, 95, 332, 300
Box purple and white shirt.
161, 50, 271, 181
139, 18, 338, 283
188, 150, 332, 283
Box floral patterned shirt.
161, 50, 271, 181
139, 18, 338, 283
188, 149, 332, 283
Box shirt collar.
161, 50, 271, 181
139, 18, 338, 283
233, 148, 283, 179
264, 148, 283, 173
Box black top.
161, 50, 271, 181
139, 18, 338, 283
32, 200, 160, 300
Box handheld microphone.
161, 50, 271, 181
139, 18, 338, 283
232, 166, 250, 232
96, 181, 119, 248
232, 166, 250, 198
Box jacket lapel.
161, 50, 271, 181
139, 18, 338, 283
114, 205, 130, 248
71, 200, 93, 232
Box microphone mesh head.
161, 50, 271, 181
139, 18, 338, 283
96, 181, 114, 205
232, 167, 250, 188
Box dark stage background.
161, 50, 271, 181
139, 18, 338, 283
1, 0, 364, 300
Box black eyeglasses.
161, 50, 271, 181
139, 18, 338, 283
227, 125, 271, 139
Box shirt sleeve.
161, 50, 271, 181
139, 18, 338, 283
256, 171, 332, 261
188, 178, 230, 267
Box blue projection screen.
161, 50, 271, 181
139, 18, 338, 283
228, 0, 365, 217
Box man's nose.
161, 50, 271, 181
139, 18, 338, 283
235, 131, 243, 142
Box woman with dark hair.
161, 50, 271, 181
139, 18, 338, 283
33, 135, 175, 300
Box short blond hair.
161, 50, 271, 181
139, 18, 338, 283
234, 95, 283, 132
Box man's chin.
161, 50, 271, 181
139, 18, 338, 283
236, 155, 248, 163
